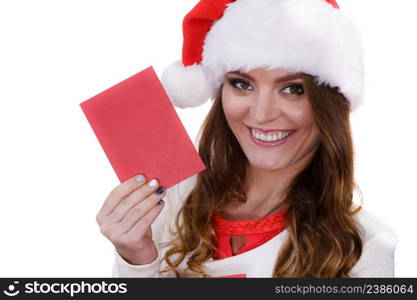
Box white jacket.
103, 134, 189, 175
112, 174, 399, 278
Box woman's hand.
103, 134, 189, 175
96, 174, 166, 265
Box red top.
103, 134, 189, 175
212, 209, 287, 260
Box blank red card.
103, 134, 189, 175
79, 66, 206, 188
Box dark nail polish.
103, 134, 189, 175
155, 187, 165, 195
156, 199, 164, 206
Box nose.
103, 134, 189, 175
252, 89, 282, 124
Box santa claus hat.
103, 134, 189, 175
161, 0, 364, 111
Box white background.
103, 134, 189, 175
0, 0, 416, 277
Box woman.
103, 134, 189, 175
98, 0, 398, 277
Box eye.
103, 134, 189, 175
228, 78, 255, 91
281, 83, 304, 96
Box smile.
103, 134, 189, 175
251, 128, 290, 141
247, 126, 296, 147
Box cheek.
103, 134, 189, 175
286, 100, 321, 144
286, 100, 316, 128
296, 105, 321, 145
221, 88, 248, 121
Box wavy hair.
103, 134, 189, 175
158, 73, 363, 277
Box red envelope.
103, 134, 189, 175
79, 66, 206, 188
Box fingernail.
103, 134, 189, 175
148, 179, 158, 187
155, 187, 165, 195
156, 199, 164, 206
135, 175, 145, 183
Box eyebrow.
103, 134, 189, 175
228, 71, 304, 84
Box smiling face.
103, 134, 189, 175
221, 68, 321, 172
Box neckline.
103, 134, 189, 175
212, 208, 287, 235
206, 228, 289, 265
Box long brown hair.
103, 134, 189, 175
159, 73, 363, 277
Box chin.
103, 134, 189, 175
248, 157, 286, 171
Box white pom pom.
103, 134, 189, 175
160, 60, 212, 109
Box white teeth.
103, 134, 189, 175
251, 128, 290, 142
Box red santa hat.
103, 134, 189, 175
161, 0, 364, 111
